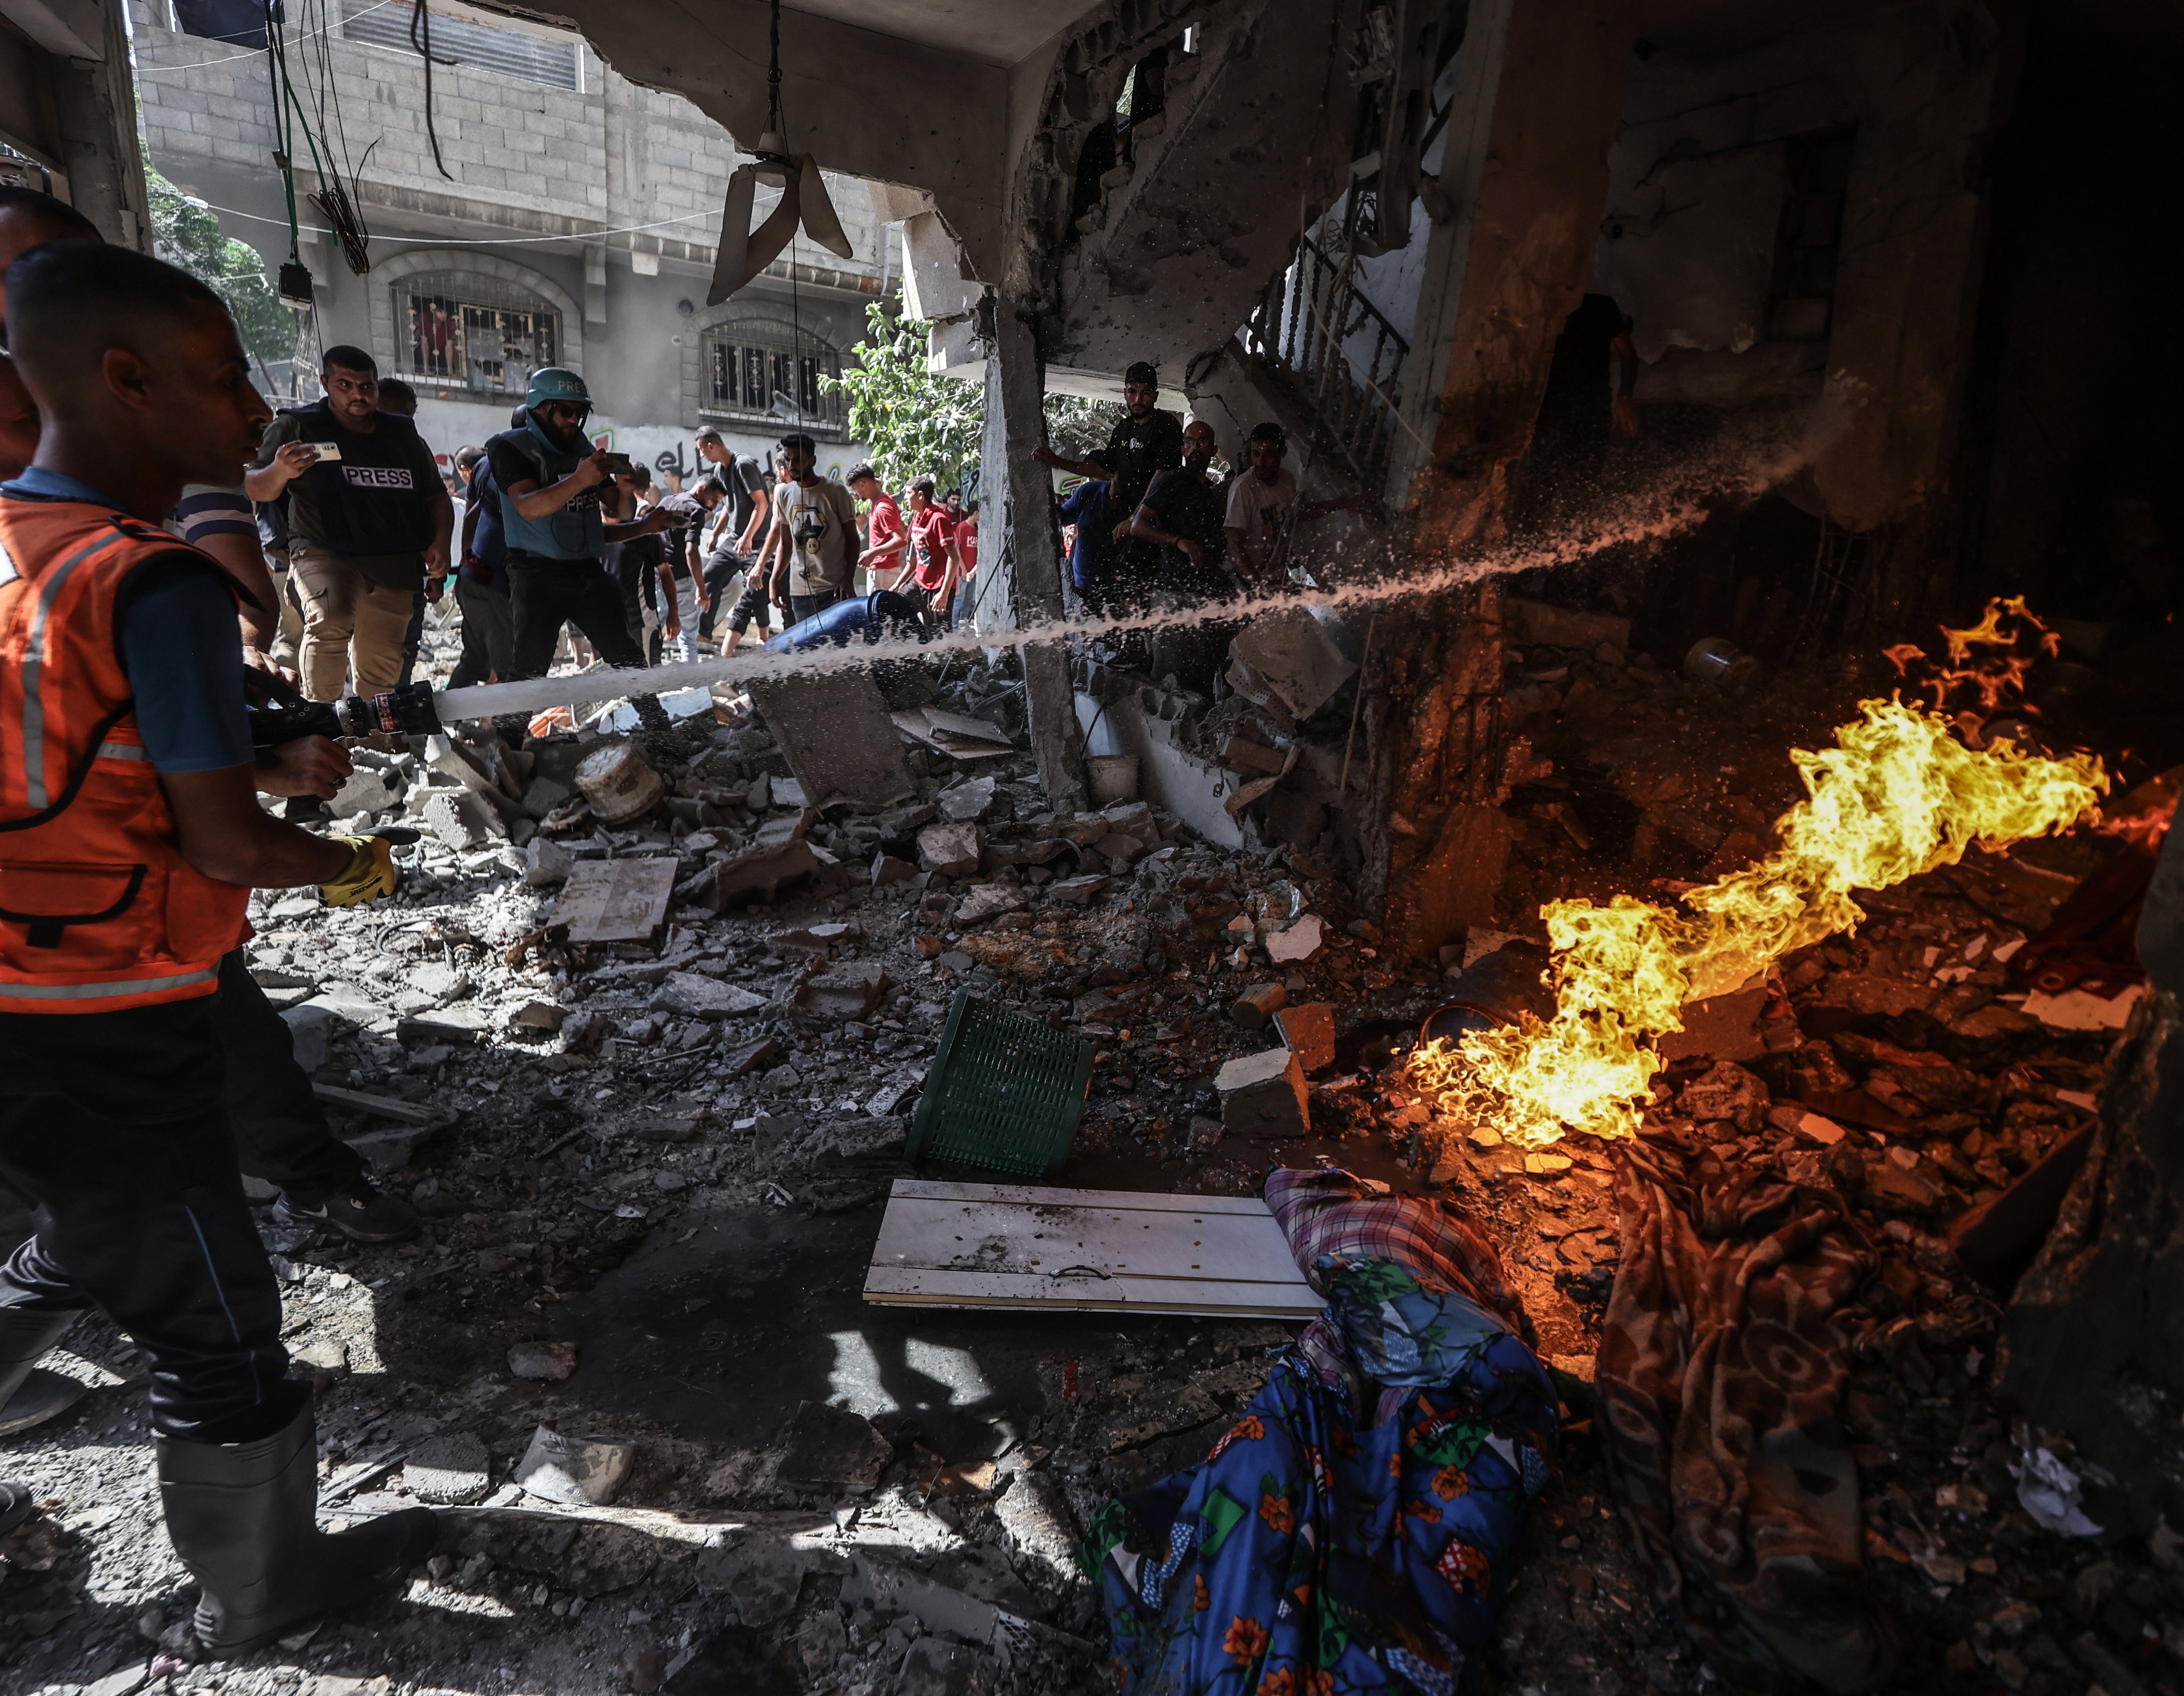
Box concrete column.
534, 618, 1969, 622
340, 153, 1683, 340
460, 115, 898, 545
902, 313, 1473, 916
976, 299, 1084, 812
45, 0, 149, 250
1363, 0, 1633, 957
1395, 0, 1637, 549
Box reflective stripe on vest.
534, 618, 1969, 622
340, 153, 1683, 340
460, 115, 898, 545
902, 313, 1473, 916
0, 493, 251, 1011
0, 964, 219, 1001
20, 528, 132, 808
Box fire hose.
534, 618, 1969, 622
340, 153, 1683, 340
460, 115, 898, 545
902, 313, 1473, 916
246, 591, 930, 751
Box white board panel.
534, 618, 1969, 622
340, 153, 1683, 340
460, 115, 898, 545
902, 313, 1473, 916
863, 1179, 1320, 1320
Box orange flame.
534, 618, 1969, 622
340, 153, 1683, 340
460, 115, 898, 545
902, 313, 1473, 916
1406, 697, 2107, 1147
1885, 595, 2062, 714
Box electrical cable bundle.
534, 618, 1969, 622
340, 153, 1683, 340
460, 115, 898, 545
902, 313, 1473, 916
261, 0, 372, 279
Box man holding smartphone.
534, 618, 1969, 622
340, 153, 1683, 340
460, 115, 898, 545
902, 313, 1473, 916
246, 347, 451, 704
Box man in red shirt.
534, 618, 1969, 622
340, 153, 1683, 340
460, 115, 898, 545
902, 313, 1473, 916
905, 475, 955, 629
849, 464, 905, 591
948, 495, 978, 630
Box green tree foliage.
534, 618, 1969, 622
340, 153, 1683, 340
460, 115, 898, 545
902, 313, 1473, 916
823, 299, 1130, 493
823, 300, 983, 493
146, 158, 299, 381
1043, 393, 1125, 460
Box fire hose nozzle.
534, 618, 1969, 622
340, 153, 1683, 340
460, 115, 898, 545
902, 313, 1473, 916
341, 682, 444, 739
250, 682, 444, 749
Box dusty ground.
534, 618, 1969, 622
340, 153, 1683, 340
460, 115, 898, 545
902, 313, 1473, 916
0, 623, 2175, 1696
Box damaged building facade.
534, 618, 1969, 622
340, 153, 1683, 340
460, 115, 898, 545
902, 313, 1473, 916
129, 0, 890, 466
3, 0, 2183, 1693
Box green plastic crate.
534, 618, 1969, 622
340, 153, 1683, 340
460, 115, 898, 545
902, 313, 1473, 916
905, 988, 1095, 1179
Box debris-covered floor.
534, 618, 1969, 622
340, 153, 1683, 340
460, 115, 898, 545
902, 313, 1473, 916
1, 622, 2176, 1696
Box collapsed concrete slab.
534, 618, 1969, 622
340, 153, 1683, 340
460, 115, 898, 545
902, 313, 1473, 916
746, 670, 915, 813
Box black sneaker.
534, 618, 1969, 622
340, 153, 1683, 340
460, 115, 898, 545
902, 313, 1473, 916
273, 1181, 419, 1245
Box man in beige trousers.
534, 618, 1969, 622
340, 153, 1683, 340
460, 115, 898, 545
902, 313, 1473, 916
247, 345, 450, 700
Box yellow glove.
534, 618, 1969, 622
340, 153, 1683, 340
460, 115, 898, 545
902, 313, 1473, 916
319, 835, 400, 908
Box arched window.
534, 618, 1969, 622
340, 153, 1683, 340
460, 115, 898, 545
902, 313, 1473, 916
698, 317, 845, 433
394, 271, 561, 397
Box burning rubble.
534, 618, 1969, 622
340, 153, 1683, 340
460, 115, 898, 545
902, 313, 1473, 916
0, 595, 2177, 1696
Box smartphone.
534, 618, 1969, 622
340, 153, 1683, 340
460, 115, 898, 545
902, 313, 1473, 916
599, 451, 634, 474
306, 442, 343, 462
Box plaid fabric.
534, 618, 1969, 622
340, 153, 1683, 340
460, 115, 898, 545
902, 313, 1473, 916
1263, 1165, 1531, 1426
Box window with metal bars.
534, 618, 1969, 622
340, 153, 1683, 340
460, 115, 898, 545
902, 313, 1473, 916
699, 319, 844, 432
396, 273, 559, 396
342, 2, 580, 91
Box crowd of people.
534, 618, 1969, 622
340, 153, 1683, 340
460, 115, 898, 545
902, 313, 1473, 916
0, 170, 1347, 1659
217, 358, 987, 717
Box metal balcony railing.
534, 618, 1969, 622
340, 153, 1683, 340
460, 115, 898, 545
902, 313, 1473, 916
1240, 230, 1409, 490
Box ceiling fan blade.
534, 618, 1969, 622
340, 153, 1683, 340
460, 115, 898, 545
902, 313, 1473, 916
796, 154, 855, 260
706, 165, 759, 306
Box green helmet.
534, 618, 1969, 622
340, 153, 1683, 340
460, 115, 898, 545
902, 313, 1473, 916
525, 366, 591, 411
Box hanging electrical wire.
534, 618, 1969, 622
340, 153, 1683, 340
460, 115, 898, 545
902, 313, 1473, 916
261, 0, 372, 278
299, 0, 373, 272
408, 0, 457, 180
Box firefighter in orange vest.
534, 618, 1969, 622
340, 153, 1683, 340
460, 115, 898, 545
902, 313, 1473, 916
0, 240, 433, 1650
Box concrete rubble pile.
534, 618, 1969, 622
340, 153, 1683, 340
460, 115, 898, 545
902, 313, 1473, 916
0, 629, 2173, 1696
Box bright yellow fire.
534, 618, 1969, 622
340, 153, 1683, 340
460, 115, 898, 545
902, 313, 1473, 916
1407, 696, 2108, 1148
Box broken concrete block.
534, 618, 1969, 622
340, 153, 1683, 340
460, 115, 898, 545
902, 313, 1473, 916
1228, 607, 1358, 720
1231, 982, 1288, 1030
799, 960, 888, 1020
329, 768, 398, 817
752, 808, 814, 849
421, 790, 497, 851
746, 669, 914, 812
1094, 831, 1147, 865
1275, 1002, 1336, 1074
505, 1340, 578, 1381
954, 884, 1028, 925
916, 822, 983, 878
724, 1035, 784, 1074
520, 775, 571, 820
1265, 913, 1327, 963
513, 1425, 636, 1506
403, 1431, 492, 1505
684, 838, 824, 908
871, 852, 917, 885
773, 776, 809, 808
1222, 735, 1288, 776
1217, 1047, 1310, 1137
775, 1400, 892, 1490
560, 1010, 615, 1055
281, 1003, 338, 1073
505, 1000, 568, 1036
939, 775, 996, 822
522, 835, 573, 887
1045, 874, 1110, 905
649, 972, 767, 1020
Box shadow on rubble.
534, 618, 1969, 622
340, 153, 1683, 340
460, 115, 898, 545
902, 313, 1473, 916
551, 1197, 1198, 1459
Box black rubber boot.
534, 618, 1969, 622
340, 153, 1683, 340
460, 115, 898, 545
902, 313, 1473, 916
0, 1305, 86, 1438
157, 1389, 437, 1656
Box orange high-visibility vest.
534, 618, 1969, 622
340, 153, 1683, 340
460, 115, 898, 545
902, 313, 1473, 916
0, 490, 250, 1012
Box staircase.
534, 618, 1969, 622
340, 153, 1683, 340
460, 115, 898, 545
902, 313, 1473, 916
1240, 223, 1411, 490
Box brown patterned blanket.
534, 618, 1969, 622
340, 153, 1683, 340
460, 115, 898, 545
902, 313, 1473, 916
1597, 1133, 1897, 1693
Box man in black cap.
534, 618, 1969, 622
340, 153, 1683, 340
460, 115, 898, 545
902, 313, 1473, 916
1036, 360, 1182, 539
